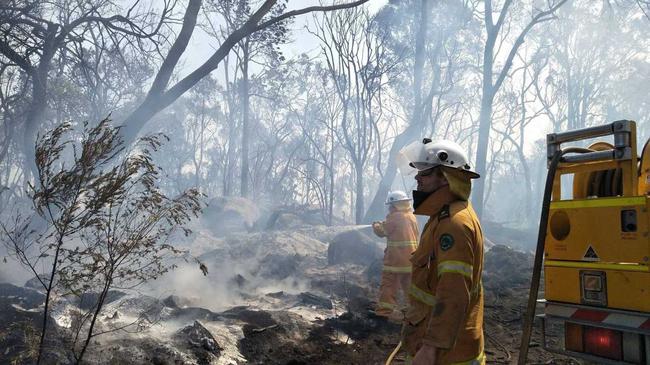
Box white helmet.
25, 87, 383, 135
398, 138, 480, 178
385, 190, 411, 205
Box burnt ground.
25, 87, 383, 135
227, 244, 582, 365
0, 229, 585, 365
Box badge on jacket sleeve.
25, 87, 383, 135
440, 234, 454, 251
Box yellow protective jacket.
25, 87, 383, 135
376, 209, 419, 273
404, 185, 485, 364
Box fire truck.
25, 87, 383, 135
519, 120, 650, 364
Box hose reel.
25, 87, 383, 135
572, 142, 623, 199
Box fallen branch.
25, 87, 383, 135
251, 324, 279, 333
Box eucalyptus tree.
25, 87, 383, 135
0, 0, 172, 176
204, 0, 290, 198
284, 57, 341, 224
490, 50, 546, 221
471, 0, 568, 219
119, 0, 371, 147
1, 0, 371, 189
363, 0, 479, 222
535, 1, 649, 132
312, 5, 400, 224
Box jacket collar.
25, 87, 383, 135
413, 185, 458, 217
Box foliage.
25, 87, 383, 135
2, 118, 202, 363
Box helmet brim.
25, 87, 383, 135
409, 162, 438, 171
409, 162, 480, 179
384, 198, 412, 205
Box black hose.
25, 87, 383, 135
517, 147, 593, 364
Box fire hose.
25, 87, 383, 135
385, 319, 407, 365
385, 340, 402, 365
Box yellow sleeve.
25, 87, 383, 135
384, 214, 397, 237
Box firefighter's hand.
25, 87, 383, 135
412, 344, 437, 365
372, 221, 385, 237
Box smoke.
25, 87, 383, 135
0, 211, 53, 286
0, 257, 32, 285
144, 254, 312, 313
145, 262, 242, 312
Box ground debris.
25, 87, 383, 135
0, 225, 577, 365
298, 292, 333, 309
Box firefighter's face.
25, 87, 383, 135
415, 167, 447, 192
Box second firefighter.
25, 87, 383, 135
372, 190, 420, 320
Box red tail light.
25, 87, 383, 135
584, 327, 622, 360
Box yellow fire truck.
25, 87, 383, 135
519, 120, 650, 364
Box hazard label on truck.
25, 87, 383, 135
583, 245, 599, 261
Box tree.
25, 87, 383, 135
0, 0, 172, 175
287, 57, 340, 224
182, 77, 220, 192
0, 0, 371, 188
363, 0, 431, 222
635, 0, 650, 19
363, 0, 479, 222
1, 119, 202, 364
471, 0, 568, 219
119, 0, 371, 147
312, 6, 398, 223
204, 0, 290, 198
490, 51, 545, 221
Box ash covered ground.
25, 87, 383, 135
0, 200, 579, 364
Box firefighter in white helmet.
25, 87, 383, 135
371, 190, 419, 321
396, 138, 485, 365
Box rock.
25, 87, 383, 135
266, 291, 285, 299
106, 295, 165, 322
104, 311, 120, 320
202, 197, 260, 236
76, 290, 127, 310
163, 295, 194, 309
199, 231, 327, 282
0, 284, 73, 364
24, 274, 50, 291
327, 229, 383, 266
263, 206, 331, 230
257, 253, 302, 280
174, 320, 221, 358
483, 244, 533, 291
168, 307, 221, 323
220, 307, 276, 328
88, 336, 189, 365
229, 274, 249, 289
0, 283, 44, 309
364, 258, 384, 286
267, 211, 306, 230
298, 292, 333, 309
482, 220, 536, 251
484, 237, 496, 251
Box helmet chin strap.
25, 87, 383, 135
411, 190, 432, 210
412, 184, 448, 210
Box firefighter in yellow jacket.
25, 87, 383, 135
371, 191, 419, 320
399, 139, 485, 365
